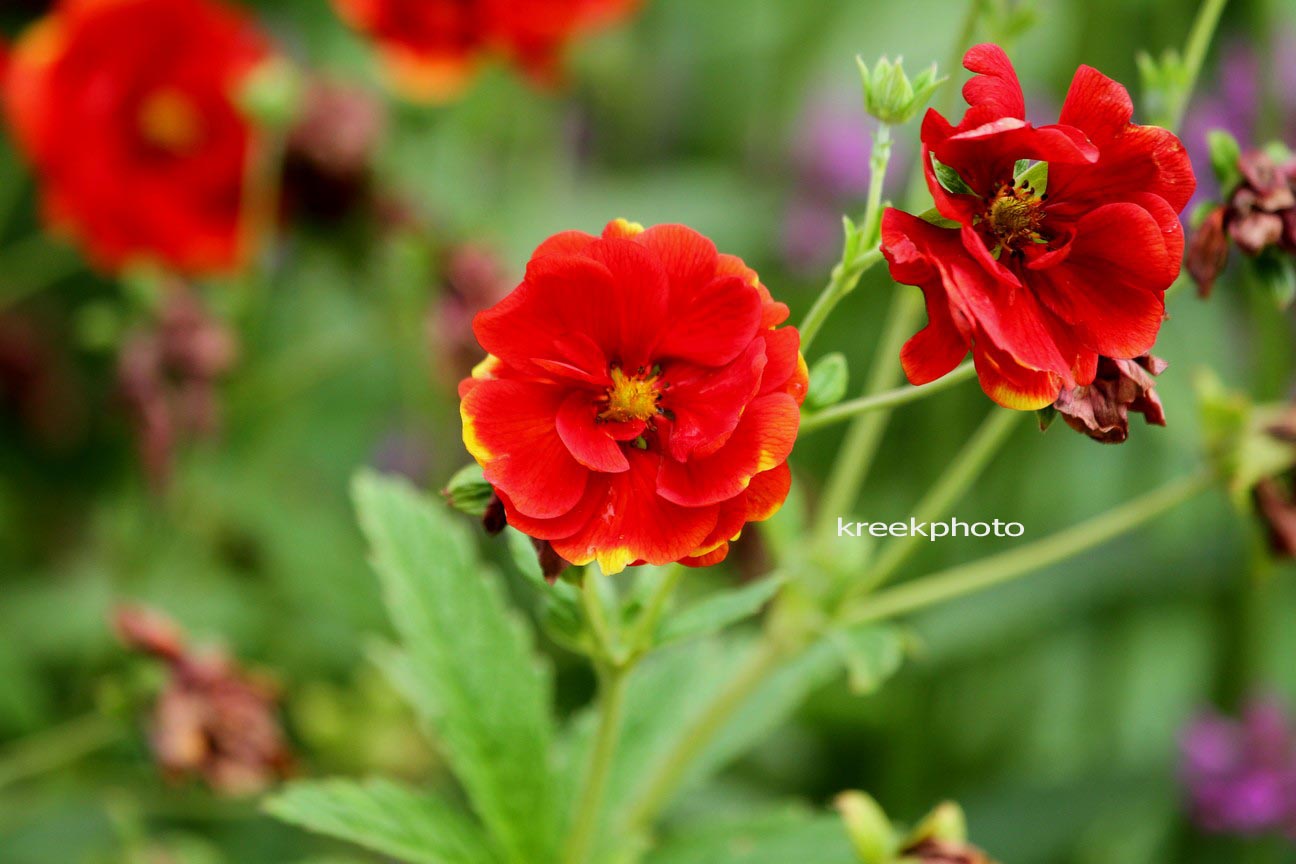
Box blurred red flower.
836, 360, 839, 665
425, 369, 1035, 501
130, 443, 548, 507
331, 0, 641, 102
460, 219, 805, 574
881, 44, 1195, 410
4, 0, 271, 274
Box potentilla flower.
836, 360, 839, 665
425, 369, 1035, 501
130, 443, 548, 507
332, 0, 641, 103
4, 0, 271, 274
459, 219, 806, 574
881, 44, 1194, 410
1052, 353, 1167, 444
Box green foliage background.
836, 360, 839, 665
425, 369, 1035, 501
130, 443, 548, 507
1, 0, 1295, 861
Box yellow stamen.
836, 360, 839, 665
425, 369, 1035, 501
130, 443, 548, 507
599, 367, 660, 423
986, 184, 1044, 250
138, 89, 202, 153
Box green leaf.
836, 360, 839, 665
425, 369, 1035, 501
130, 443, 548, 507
352, 472, 558, 864
266, 779, 499, 864
1036, 404, 1059, 432
807, 353, 850, 409
656, 576, 786, 647
835, 792, 895, 864
1207, 129, 1242, 189
645, 808, 856, 864
1016, 159, 1048, 196
827, 624, 906, 695
917, 207, 961, 229
930, 156, 974, 196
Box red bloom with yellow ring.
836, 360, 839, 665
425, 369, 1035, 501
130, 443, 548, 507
4, 0, 270, 274
459, 219, 806, 574
331, 0, 641, 102
881, 44, 1195, 410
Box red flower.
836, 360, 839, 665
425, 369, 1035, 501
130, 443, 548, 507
331, 0, 640, 102
881, 44, 1195, 410
459, 219, 806, 574
4, 0, 271, 274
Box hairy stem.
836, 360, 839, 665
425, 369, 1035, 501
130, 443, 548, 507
1165, 0, 1230, 132
563, 663, 631, 864
800, 361, 977, 434
625, 639, 786, 833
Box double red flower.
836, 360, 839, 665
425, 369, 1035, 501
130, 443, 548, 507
5, 0, 270, 274
882, 45, 1195, 409
332, 0, 641, 102
460, 219, 805, 574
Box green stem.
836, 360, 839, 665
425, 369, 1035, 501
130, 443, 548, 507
580, 568, 617, 663
859, 125, 893, 248
848, 408, 1022, 599
797, 122, 892, 355
0, 713, 123, 792
626, 639, 786, 833
812, 288, 925, 543
798, 248, 885, 356
1165, 0, 1230, 132
562, 664, 630, 864
625, 565, 684, 660
800, 361, 976, 434
843, 471, 1214, 626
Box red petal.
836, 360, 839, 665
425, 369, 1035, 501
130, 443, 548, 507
744, 461, 792, 523
532, 229, 597, 259
657, 393, 799, 507
556, 391, 630, 473
548, 449, 718, 574
661, 340, 766, 461
1055, 63, 1196, 223
1031, 202, 1171, 359
961, 43, 1026, 120
971, 336, 1062, 410
584, 238, 674, 369
900, 279, 969, 386
461, 379, 589, 519
757, 327, 802, 396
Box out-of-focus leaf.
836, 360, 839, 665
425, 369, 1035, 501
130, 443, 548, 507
352, 472, 558, 864
645, 808, 856, 864
827, 624, 906, 695
655, 576, 786, 647
265, 779, 499, 864
808, 353, 849, 409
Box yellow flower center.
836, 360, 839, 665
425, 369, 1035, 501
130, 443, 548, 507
599, 366, 661, 423
138, 89, 202, 153
986, 182, 1044, 251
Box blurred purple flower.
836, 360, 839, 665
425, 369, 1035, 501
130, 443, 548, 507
1180, 698, 1296, 838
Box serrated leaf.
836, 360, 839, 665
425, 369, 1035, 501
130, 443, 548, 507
266, 779, 499, 864
352, 472, 558, 864
827, 624, 906, 695
807, 353, 849, 409
656, 576, 786, 647
645, 809, 856, 864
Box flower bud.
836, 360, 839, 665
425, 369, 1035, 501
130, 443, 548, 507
442, 463, 495, 518
835, 791, 894, 864
857, 56, 944, 125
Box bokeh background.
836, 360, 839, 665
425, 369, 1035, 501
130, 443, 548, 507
2, 0, 1295, 861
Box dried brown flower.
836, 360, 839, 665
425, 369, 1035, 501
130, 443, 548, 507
114, 605, 292, 796
1053, 354, 1168, 444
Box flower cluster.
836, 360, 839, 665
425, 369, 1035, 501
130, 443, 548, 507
881, 45, 1194, 410
331, 0, 641, 102
1189, 148, 1296, 298
1181, 698, 1296, 837
114, 605, 293, 796
4, 0, 271, 274
460, 219, 805, 574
